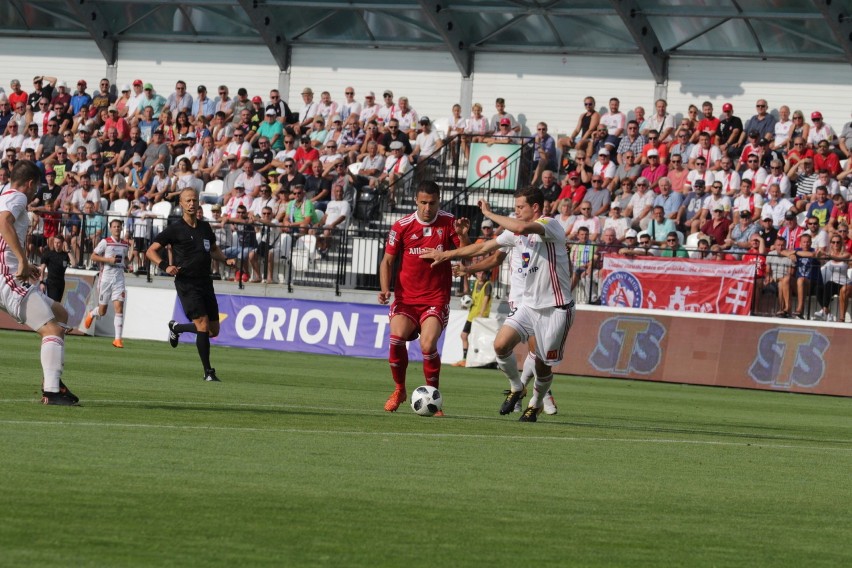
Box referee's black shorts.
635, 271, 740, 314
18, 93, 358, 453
175, 277, 219, 322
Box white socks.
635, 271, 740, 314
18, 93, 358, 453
529, 373, 554, 408
520, 353, 536, 387
41, 335, 64, 393
496, 352, 523, 392
114, 313, 124, 340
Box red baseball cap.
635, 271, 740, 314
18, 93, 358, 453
568, 170, 580, 179
722, 103, 733, 112
811, 111, 823, 120
252, 96, 263, 103
132, 79, 143, 86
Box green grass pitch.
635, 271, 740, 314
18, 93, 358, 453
1, 329, 850, 567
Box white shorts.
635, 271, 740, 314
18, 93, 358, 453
98, 274, 126, 305
0, 280, 56, 331
504, 302, 575, 366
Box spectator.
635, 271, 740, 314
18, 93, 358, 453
777, 211, 804, 249
781, 232, 821, 319
701, 205, 731, 246
725, 209, 759, 255
531, 122, 557, 185
717, 102, 744, 160
564, 96, 600, 153
166, 80, 192, 115
625, 176, 655, 230
807, 111, 836, 149
811, 236, 851, 321
659, 231, 688, 258
556, 170, 586, 210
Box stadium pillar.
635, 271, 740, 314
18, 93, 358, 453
654, 82, 667, 102
460, 76, 473, 117
278, 69, 291, 101
106, 63, 118, 88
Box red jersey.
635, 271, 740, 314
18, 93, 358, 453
385, 210, 460, 306
696, 117, 720, 142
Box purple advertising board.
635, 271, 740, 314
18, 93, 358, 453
173, 294, 437, 361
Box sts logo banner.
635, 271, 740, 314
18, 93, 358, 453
589, 316, 666, 375
748, 328, 829, 389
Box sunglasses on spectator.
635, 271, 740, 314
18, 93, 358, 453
636, 183, 647, 187
696, 161, 706, 165
345, 91, 354, 95
666, 239, 678, 243
584, 102, 594, 107
671, 159, 681, 163
647, 137, 658, 141
756, 104, 767, 108
678, 133, 688, 138
591, 179, 602, 183
831, 240, 843, 244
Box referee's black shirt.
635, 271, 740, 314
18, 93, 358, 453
154, 218, 216, 280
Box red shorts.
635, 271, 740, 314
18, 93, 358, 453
389, 302, 450, 341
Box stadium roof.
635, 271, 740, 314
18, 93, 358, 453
3, 0, 851, 81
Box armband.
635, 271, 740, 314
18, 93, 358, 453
158, 260, 169, 271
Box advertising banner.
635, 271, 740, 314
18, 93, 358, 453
466, 143, 520, 191
548, 310, 852, 397
599, 255, 756, 315
172, 295, 440, 361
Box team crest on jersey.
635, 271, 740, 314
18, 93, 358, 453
203, 239, 211, 252
424, 227, 432, 236
437, 228, 443, 238
521, 252, 531, 268
599, 271, 643, 308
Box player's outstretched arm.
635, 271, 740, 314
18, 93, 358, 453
458, 250, 507, 276
420, 238, 501, 267
479, 200, 544, 236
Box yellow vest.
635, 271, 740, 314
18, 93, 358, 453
467, 280, 492, 322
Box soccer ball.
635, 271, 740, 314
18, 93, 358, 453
459, 295, 473, 309
410, 385, 443, 416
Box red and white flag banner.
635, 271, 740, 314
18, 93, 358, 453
598, 255, 756, 315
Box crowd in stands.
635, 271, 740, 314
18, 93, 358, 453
1, 75, 851, 319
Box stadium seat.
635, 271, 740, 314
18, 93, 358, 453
202, 179, 224, 203
151, 201, 173, 237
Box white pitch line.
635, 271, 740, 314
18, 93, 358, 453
0, 417, 851, 454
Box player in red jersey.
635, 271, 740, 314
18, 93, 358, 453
378, 180, 469, 413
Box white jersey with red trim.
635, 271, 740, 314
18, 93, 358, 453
498, 217, 572, 309
495, 231, 524, 307
93, 236, 130, 279
0, 189, 29, 279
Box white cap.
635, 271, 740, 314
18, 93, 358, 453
389, 140, 404, 150
647, 149, 659, 157
598, 148, 610, 156
625, 229, 638, 238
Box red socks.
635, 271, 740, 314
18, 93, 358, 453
422, 350, 440, 388
388, 335, 408, 389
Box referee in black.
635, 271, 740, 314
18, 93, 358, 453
146, 188, 236, 382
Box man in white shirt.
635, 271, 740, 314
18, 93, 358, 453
600, 97, 626, 150
411, 117, 442, 164
421, 187, 574, 422
340, 87, 362, 126
0, 161, 79, 404
645, 98, 676, 143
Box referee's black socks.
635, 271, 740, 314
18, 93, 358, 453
174, 322, 199, 334
196, 332, 212, 372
